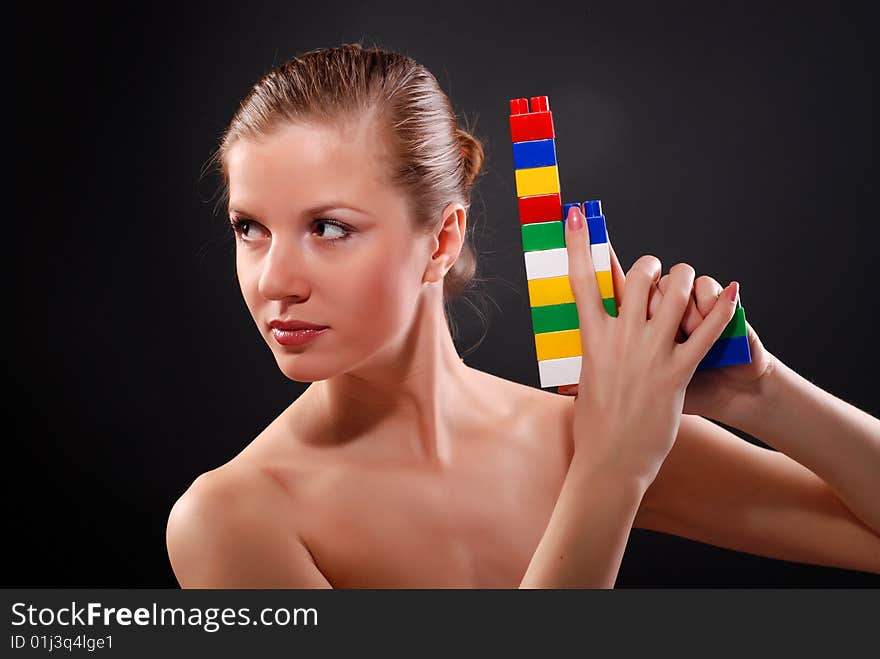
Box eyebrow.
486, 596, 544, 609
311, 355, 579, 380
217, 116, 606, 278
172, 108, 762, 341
228, 203, 372, 218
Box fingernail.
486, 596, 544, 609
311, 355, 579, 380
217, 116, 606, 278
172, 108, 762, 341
567, 206, 582, 230
727, 281, 739, 302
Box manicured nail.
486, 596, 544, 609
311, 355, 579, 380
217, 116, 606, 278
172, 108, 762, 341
567, 206, 582, 230
727, 281, 739, 302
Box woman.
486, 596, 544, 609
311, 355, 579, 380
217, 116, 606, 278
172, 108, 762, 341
166, 43, 880, 588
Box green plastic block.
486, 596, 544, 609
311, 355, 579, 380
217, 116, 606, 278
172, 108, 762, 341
719, 303, 747, 340
522, 221, 565, 252
532, 302, 579, 333
531, 296, 618, 333
602, 297, 618, 317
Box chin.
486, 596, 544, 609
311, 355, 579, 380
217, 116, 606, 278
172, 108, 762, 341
273, 353, 341, 384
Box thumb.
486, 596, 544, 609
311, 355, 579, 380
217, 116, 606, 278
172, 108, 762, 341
678, 281, 740, 367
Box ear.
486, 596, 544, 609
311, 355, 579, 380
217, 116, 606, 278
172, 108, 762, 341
423, 202, 467, 284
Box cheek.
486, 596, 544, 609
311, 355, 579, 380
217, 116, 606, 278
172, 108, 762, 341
236, 257, 262, 316
336, 246, 423, 333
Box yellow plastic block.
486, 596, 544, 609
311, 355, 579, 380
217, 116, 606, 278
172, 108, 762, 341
527, 272, 612, 308
596, 270, 614, 299
535, 329, 582, 361
528, 275, 574, 307
514, 166, 560, 197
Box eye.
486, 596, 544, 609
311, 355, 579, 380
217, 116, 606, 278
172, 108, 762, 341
229, 217, 266, 242
229, 216, 353, 245
314, 218, 353, 243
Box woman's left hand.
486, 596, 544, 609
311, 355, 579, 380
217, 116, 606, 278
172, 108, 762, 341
656, 274, 776, 420
558, 267, 777, 423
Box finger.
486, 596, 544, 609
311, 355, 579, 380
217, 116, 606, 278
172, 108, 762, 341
557, 384, 579, 396
608, 239, 625, 314
621, 254, 662, 328
679, 294, 704, 337
649, 278, 682, 340
658, 273, 702, 338
678, 281, 740, 367
694, 275, 724, 317
649, 275, 668, 320
652, 262, 696, 342
656, 273, 670, 294
565, 204, 606, 328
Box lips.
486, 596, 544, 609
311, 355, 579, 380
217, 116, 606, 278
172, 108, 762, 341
269, 327, 328, 347
268, 319, 329, 347
269, 319, 329, 331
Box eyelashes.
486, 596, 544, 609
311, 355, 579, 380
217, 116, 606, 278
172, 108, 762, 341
229, 216, 254, 238
229, 217, 353, 245
230, 217, 266, 241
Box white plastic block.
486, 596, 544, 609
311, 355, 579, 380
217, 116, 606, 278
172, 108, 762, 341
538, 355, 581, 388
525, 245, 611, 281
524, 248, 567, 280
591, 242, 611, 271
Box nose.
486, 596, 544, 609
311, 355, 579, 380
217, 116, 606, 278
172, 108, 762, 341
257, 235, 311, 301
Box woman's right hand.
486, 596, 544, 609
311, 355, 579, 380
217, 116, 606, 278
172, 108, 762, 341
562, 204, 740, 485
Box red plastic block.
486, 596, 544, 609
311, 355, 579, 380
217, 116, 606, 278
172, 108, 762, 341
530, 96, 549, 112
510, 98, 529, 114
518, 193, 563, 224
509, 96, 555, 142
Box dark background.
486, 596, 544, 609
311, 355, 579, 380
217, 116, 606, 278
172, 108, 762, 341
18, 1, 878, 586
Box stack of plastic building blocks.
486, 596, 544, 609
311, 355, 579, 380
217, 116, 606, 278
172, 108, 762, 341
695, 299, 751, 372
508, 95, 751, 389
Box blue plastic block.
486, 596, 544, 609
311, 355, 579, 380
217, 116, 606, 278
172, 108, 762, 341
512, 138, 557, 169
696, 334, 751, 370
584, 199, 608, 244
586, 216, 608, 244
584, 199, 603, 217
562, 201, 608, 244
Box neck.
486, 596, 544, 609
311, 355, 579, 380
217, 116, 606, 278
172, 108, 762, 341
299, 283, 479, 467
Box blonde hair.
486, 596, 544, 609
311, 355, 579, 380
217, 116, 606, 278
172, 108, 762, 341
208, 42, 485, 303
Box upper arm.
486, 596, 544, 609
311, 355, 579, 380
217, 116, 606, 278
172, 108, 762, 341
634, 414, 880, 574
166, 470, 333, 588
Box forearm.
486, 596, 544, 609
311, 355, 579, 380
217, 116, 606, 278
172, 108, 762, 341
520, 457, 649, 588
728, 357, 880, 534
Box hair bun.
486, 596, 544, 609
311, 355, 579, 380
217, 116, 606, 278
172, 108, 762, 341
455, 127, 485, 191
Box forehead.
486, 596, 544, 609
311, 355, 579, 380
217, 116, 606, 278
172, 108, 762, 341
225, 116, 396, 213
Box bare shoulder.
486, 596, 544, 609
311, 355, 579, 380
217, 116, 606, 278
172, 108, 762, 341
165, 463, 331, 588
467, 366, 575, 451
168, 464, 280, 531
469, 365, 572, 410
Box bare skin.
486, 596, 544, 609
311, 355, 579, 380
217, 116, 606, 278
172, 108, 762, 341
220, 371, 575, 588
170, 367, 880, 588
167, 114, 588, 588
167, 113, 880, 588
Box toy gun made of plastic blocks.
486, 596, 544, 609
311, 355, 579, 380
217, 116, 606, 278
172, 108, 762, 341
508, 95, 751, 389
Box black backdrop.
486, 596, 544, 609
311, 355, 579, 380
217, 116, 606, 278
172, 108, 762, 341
20, 1, 879, 586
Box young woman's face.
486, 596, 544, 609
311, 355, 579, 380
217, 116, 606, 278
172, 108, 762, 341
225, 118, 433, 382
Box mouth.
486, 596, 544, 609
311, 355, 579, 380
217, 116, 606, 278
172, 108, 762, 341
269, 326, 329, 347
